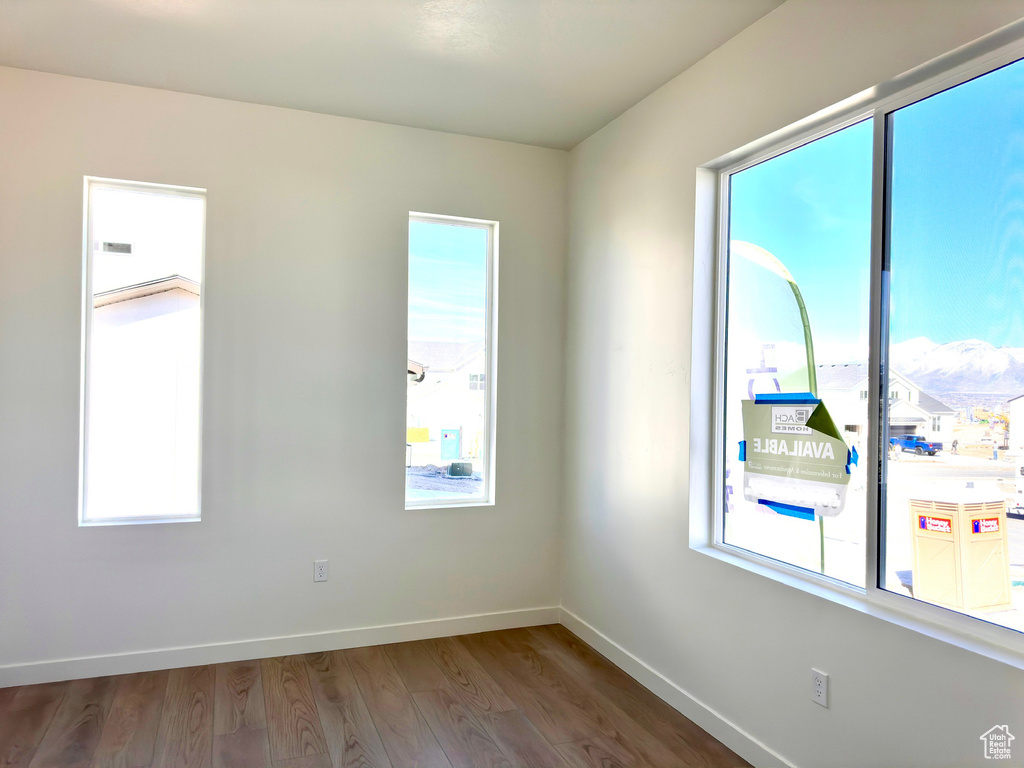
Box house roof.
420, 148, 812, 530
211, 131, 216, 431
816, 364, 954, 414
917, 391, 956, 415
816, 363, 868, 390
93, 275, 200, 308
407, 340, 485, 373
407, 360, 425, 383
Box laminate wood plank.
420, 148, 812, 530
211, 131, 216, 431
1, 628, 744, 768
555, 737, 636, 768
28, 675, 120, 768
427, 638, 516, 717
304, 651, 392, 768
270, 755, 333, 768
456, 633, 594, 746
93, 670, 169, 768
483, 711, 569, 768
411, 687, 511, 768
152, 665, 215, 768
0, 682, 66, 767
383, 643, 445, 694
529, 626, 749, 768
0, 688, 19, 722
214, 661, 267, 736
260, 656, 327, 761
344, 646, 451, 768
212, 728, 271, 768
461, 630, 687, 768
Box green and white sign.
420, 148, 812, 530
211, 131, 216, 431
740, 396, 853, 518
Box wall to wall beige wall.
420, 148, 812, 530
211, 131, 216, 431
562, 2, 1024, 766
0, 66, 567, 683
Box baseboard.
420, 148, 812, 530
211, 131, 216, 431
558, 607, 795, 768
0, 606, 560, 688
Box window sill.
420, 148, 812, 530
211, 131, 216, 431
694, 541, 1024, 671
79, 516, 201, 527
405, 500, 495, 511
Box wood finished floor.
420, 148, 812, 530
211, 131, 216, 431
0, 625, 750, 768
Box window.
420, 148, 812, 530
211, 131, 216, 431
80, 179, 205, 525
708, 37, 1024, 653
722, 120, 872, 586
882, 56, 1024, 634
406, 213, 497, 507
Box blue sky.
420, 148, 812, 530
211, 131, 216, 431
408, 220, 488, 342
730, 119, 873, 362
890, 57, 1024, 347
730, 55, 1024, 356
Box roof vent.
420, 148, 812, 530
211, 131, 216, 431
99, 241, 133, 254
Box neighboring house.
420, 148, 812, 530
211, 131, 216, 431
816, 363, 955, 447
407, 359, 425, 384
406, 340, 487, 463
89, 275, 201, 517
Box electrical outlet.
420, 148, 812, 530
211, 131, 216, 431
811, 668, 829, 708
314, 560, 329, 583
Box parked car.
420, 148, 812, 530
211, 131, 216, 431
889, 434, 942, 455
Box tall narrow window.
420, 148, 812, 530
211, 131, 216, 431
406, 213, 497, 507
81, 179, 206, 524
722, 120, 873, 585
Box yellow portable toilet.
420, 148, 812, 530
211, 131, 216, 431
910, 485, 1012, 613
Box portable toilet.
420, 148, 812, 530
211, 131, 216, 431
909, 483, 1012, 613
440, 429, 462, 461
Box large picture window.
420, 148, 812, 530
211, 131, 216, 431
713, 43, 1024, 648
406, 213, 497, 507
80, 179, 206, 525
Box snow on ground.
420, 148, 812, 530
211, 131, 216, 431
406, 464, 483, 493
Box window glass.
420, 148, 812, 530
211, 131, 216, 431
82, 182, 205, 523
724, 120, 873, 585
406, 217, 494, 506
884, 58, 1024, 631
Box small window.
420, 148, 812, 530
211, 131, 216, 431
80, 179, 206, 525
406, 213, 497, 507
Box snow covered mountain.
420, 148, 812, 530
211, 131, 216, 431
890, 337, 1024, 394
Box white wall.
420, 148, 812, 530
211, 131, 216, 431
562, 2, 1024, 767
0, 66, 566, 682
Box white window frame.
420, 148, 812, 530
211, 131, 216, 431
79, 176, 207, 527
406, 212, 498, 509
690, 21, 1024, 668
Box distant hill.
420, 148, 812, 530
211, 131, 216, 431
890, 337, 1024, 395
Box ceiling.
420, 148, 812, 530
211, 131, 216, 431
0, 0, 782, 149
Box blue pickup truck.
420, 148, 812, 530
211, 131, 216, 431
889, 434, 942, 455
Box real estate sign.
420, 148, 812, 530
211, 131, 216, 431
739, 394, 854, 518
